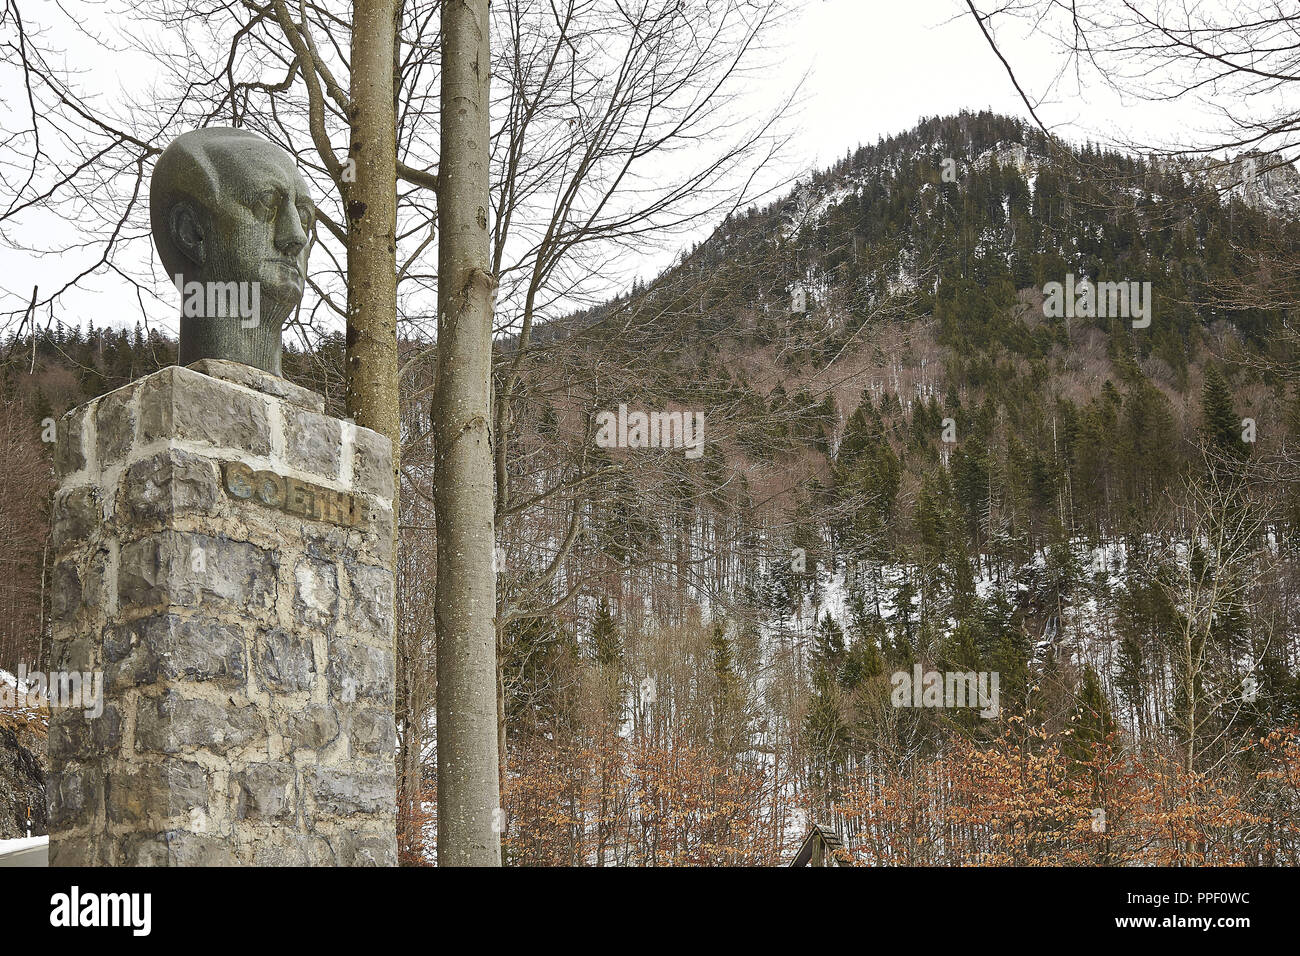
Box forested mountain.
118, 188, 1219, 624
5, 111, 1300, 864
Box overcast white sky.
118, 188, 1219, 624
775, 0, 1210, 169
0, 0, 1236, 336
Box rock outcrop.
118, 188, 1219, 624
0, 692, 48, 839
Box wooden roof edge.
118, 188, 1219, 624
787, 822, 849, 866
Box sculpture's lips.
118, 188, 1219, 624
269, 258, 303, 278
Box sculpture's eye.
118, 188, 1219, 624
253, 190, 279, 220
296, 202, 314, 232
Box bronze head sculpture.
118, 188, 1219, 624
150, 128, 314, 376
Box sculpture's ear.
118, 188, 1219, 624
169, 201, 206, 267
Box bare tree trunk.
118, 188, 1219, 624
497, 635, 507, 803
347, 0, 403, 857
1185, 633, 1196, 774
435, 0, 501, 867
346, 0, 401, 463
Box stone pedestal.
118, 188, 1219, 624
47, 360, 396, 866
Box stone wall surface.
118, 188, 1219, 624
47, 359, 396, 866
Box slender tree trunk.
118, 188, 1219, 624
1185, 627, 1196, 773
497, 634, 507, 799
346, 0, 401, 471
434, 0, 500, 867
347, 0, 403, 854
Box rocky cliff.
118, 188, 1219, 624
0, 692, 48, 839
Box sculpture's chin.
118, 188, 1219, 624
260, 274, 304, 307
258, 295, 299, 327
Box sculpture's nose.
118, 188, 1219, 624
275, 209, 308, 259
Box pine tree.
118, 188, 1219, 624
710, 622, 746, 759
1201, 364, 1245, 458
1067, 665, 1116, 762
592, 597, 621, 669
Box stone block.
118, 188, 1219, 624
122, 449, 220, 523
188, 358, 325, 413
294, 558, 338, 631
48, 835, 111, 867
352, 426, 393, 499
95, 385, 137, 468
252, 833, 334, 866
47, 761, 103, 830
306, 766, 391, 816
51, 485, 103, 548
330, 830, 397, 867
255, 626, 316, 693
50, 627, 98, 674
234, 762, 296, 822
55, 403, 91, 476
117, 531, 277, 614
347, 708, 396, 756
122, 830, 237, 867
139, 366, 271, 456
284, 406, 342, 478
106, 760, 209, 825
135, 691, 265, 755
327, 640, 394, 706
104, 614, 246, 690
48, 705, 122, 762
50, 560, 83, 621
279, 704, 339, 751
345, 562, 394, 636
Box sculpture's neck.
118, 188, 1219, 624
177, 300, 290, 376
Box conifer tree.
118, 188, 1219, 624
1069, 665, 1116, 762
592, 598, 622, 670
1201, 364, 1245, 458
